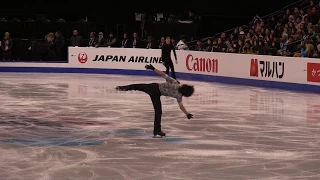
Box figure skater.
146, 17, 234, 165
161, 37, 178, 79
116, 64, 194, 137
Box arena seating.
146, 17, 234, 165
0, 0, 319, 61
187, 0, 320, 58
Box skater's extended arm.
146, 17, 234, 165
154, 68, 167, 78
179, 104, 189, 115
179, 103, 193, 119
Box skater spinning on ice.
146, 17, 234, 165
116, 64, 194, 137
162, 36, 178, 80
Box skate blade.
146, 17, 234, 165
152, 135, 165, 138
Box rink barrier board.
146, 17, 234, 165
0, 66, 320, 93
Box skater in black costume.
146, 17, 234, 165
116, 64, 194, 137
162, 37, 178, 79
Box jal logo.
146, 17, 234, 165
78, 52, 88, 63
307, 63, 320, 82
250, 58, 284, 79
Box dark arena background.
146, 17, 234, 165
1, 0, 320, 179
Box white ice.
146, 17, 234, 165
0, 73, 319, 180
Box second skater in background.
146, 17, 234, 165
161, 37, 178, 80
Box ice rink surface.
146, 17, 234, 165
0, 73, 320, 180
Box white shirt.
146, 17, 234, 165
176, 40, 188, 50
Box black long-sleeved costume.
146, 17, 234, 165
161, 43, 177, 60
161, 43, 177, 79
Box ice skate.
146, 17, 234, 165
153, 130, 166, 138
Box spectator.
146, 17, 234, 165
306, 43, 315, 57
299, 9, 308, 21
243, 40, 253, 54
1, 32, 13, 61
146, 36, 156, 49
293, 8, 300, 19
69, 30, 83, 47
204, 39, 212, 52
295, 16, 303, 29
194, 40, 202, 51
220, 32, 227, 42
304, 27, 315, 40
308, 7, 319, 24
121, 33, 131, 48
176, 35, 188, 50
95, 32, 105, 48
252, 40, 258, 54
158, 37, 165, 49
249, 14, 262, 30
105, 32, 116, 47
277, 33, 289, 56
307, 0, 315, 16
313, 44, 320, 57
237, 39, 244, 53
54, 31, 65, 50
54, 31, 65, 60
269, 16, 277, 30
38, 32, 55, 60
238, 31, 245, 40
257, 40, 267, 55
131, 32, 141, 48
226, 41, 236, 53
213, 38, 226, 52
88, 32, 96, 47
228, 33, 236, 43
171, 37, 177, 48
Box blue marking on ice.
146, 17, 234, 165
0, 137, 103, 146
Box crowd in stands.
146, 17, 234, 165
190, 0, 320, 58
3, 1, 320, 61
0, 29, 189, 61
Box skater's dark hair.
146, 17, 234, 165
178, 85, 194, 97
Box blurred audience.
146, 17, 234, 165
187, 1, 320, 58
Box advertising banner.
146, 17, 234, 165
67, 47, 316, 85
69, 47, 165, 70
307, 62, 320, 83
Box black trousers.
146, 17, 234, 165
124, 83, 162, 132
163, 59, 176, 79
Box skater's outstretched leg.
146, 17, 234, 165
116, 83, 152, 94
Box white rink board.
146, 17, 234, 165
0, 47, 319, 90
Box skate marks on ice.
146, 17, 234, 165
0, 73, 319, 179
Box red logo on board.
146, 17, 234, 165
78, 52, 88, 63
250, 58, 258, 77
307, 63, 320, 82
185, 54, 218, 73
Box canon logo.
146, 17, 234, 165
186, 54, 218, 73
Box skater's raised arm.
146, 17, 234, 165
145, 64, 164, 76
154, 68, 167, 78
